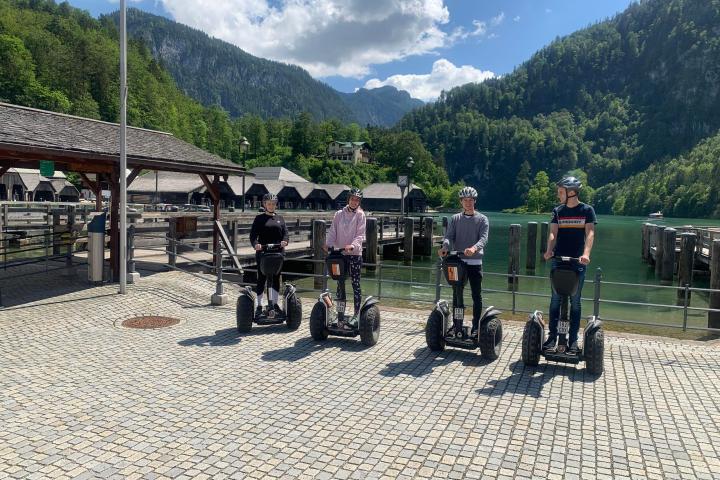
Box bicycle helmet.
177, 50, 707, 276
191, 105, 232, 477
458, 186, 478, 199
348, 188, 363, 199
262, 193, 278, 202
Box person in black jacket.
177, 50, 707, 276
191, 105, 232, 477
249, 193, 289, 316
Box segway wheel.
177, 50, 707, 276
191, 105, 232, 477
425, 310, 446, 351
309, 302, 329, 341
359, 305, 381, 347
236, 293, 254, 333
584, 328, 604, 375
479, 316, 502, 361
521, 320, 542, 366
285, 293, 302, 330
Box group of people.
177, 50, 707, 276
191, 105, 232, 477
249, 176, 596, 350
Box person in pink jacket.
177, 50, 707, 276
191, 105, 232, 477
324, 188, 366, 318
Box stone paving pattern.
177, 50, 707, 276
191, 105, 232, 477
1, 263, 719, 479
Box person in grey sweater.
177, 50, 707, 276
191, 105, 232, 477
438, 186, 489, 335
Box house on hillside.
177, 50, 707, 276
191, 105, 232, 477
0, 168, 79, 202
361, 183, 427, 213
327, 141, 372, 164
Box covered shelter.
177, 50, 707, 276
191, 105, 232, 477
0, 102, 246, 280
322, 184, 350, 209
361, 183, 427, 213
0, 167, 79, 201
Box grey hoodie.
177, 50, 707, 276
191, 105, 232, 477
442, 211, 489, 263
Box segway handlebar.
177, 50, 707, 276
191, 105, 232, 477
260, 243, 284, 252
552, 255, 580, 263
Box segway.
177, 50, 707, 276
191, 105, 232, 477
309, 247, 381, 346
425, 251, 503, 360
521, 256, 604, 374
236, 244, 302, 332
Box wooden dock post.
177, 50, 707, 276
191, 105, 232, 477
379, 216, 385, 240
709, 239, 720, 329
661, 228, 676, 284
442, 216, 449, 236
654, 226, 666, 274
540, 222, 548, 261
423, 217, 434, 256
526, 222, 537, 272
508, 224, 521, 290
365, 217, 378, 271
676, 232, 697, 305
403, 217, 415, 264
312, 219, 326, 289
641, 223, 650, 263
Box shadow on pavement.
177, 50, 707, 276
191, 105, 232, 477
178, 328, 241, 347
261, 336, 371, 362
379, 347, 492, 378
477, 360, 601, 398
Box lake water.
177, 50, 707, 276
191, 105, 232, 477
297, 212, 720, 332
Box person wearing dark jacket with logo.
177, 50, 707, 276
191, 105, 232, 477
542, 176, 597, 353
249, 193, 289, 316
438, 186, 489, 336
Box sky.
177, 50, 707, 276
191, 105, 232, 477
69, 0, 637, 101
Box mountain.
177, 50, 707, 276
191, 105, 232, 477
338, 86, 424, 127
116, 9, 422, 126
399, 0, 720, 214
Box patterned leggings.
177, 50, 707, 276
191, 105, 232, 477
336, 255, 362, 314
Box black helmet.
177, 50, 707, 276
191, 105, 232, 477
556, 176, 582, 191
348, 188, 363, 199
263, 193, 278, 202
458, 186, 478, 199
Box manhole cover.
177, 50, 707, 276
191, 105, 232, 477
121, 316, 181, 329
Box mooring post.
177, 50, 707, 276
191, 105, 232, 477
654, 226, 666, 275
641, 223, 650, 263
508, 224, 521, 290
312, 219, 326, 289
540, 222, 549, 261
526, 222, 538, 272
661, 228, 676, 284
423, 217, 434, 256
677, 232, 697, 305
404, 217, 415, 264
365, 217, 378, 272
709, 239, 720, 329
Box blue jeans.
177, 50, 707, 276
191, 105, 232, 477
548, 260, 585, 344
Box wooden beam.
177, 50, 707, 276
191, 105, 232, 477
199, 173, 220, 204
0, 165, 10, 178
126, 167, 142, 187
79, 173, 99, 193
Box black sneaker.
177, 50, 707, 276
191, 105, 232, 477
273, 304, 283, 316
568, 341, 580, 354
470, 319, 479, 337
255, 306, 263, 317
542, 337, 557, 351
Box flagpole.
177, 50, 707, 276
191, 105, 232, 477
119, 0, 128, 294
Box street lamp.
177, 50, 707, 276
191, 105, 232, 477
239, 136, 250, 212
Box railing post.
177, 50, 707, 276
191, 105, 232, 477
211, 245, 228, 305
508, 224, 520, 290
395, 216, 400, 239
593, 268, 602, 318
708, 239, 720, 329
312, 219, 326, 289
168, 217, 177, 267
682, 284, 689, 331
526, 221, 537, 273
377, 262, 383, 299
44, 225, 50, 272
511, 269, 517, 315
52, 209, 62, 255
66, 206, 75, 268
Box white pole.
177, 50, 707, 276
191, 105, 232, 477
119, 0, 127, 294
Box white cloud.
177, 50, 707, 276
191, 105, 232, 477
490, 11, 504, 27
513, 15, 520, 22
363, 59, 495, 101
545, 8, 552, 13
158, 0, 454, 78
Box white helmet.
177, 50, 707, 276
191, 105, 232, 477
458, 186, 478, 199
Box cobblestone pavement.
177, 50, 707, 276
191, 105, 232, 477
1, 264, 719, 479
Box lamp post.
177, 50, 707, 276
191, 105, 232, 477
239, 136, 250, 212
404, 157, 414, 215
